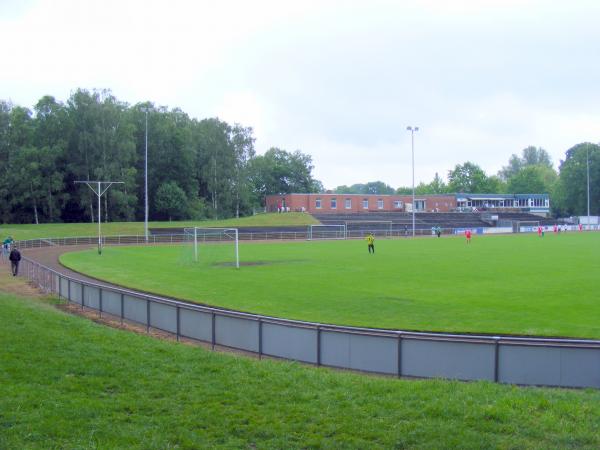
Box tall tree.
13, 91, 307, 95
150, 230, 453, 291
248, 148, 322, 202
447, 162, 490, 193
500, 146, 553, 180
506, 165, 557, 194
230, 124, 256, 218
556, 143, 600, 216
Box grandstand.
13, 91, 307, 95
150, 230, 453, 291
312, 212, 490, 236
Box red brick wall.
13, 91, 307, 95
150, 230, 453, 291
266, 194, 458, 213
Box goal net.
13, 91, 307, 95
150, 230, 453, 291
345, 220, 393, 238
513, 221, 540, 233
307, 224, 347, 240
183, 227, 239, 268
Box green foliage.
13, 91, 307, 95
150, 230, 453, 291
334, 181, 395, 194
555, 143, 600, 216
154, 181, 189, 221
447, 162, 492, 193
500, 146, 553, 180
2, 293, 600, 449
415, 172, 448, 194
506, 165, 557, 194
61, 233, 600, 338
0, 91, 322, 224
248, 147, 322, 198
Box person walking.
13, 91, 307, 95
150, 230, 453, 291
366, 233, 375, 254
9, 246, 21, 276
2, 236, 13, 261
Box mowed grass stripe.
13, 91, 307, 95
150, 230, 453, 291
60, 233, 600, 338
2, 292, 600, 449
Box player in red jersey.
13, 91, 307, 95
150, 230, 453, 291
465, 229, 472, 244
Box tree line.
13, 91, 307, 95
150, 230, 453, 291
0, 89, 322, 224
334, 145, 599, 217
1, 89, 597, 223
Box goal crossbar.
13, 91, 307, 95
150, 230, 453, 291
184, 227, 239, 268
307, 224, 347, 240
513, 221, 540, 233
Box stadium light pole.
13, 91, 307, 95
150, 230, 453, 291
587, 146, 590, 229
140, 107, 150, 242
406, 126, 419, 237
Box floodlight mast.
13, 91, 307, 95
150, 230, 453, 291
406, 126, 419, 238
140, 107, 150, 242
587, 147, 590, 229
75, 181, 124, 254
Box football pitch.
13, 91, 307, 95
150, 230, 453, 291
60, 232, 600, 339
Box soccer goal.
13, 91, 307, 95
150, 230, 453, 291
345, 220, 393, 238
513, 221, 540, 233
307, 224, 347, 240
184, 227, 239, 268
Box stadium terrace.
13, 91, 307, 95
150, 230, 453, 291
266, 193, 550, 215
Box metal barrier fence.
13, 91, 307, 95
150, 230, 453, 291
14, 230, 440, 249
14, 237, 600, 389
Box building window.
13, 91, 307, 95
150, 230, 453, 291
362, 199, 369, 209
315, 198, 322, 209
393, 200, 403, 209
331, 198, 337, 209
345, 198, 352, 209
415, 200, 426, 211
377, 199, 384, 209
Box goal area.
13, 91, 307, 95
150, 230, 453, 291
307, 224, 347, 240
184, 227, 239, 268
513, 221, 540, 233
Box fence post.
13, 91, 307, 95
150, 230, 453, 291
146, 299, 150, 333
494, 337, 500, 382
211, 313, 216, 350
258, 319, 263, 360
176, 306, 180, 342
68, 279, 71, 304
99, 288, 103, 319
81, 284, 85, 309
397, 332, 403, 378
316, 326, 321, 366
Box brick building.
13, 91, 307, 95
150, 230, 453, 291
266, 193, 550, 215
266, 193, 456, 214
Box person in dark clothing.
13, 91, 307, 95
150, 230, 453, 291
9, 247, 21, 276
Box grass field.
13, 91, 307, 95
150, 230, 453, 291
0, 212, 317, 241
60, 232, 600, 338
2, 286, 600, 448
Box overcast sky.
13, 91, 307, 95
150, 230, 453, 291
2, 0, 600, 189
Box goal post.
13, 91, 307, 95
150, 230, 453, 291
344, 220, 393, 238
184, 227, 239, 268
513, 220, 540, 233
307, 224, 347, 240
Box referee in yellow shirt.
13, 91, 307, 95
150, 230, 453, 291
366, 233, 375, 254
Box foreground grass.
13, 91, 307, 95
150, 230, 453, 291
61, 232, 600, 338
0, 212, 317, 241
1, 289, 599, 449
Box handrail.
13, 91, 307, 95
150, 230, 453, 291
17, 250, 600, 348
